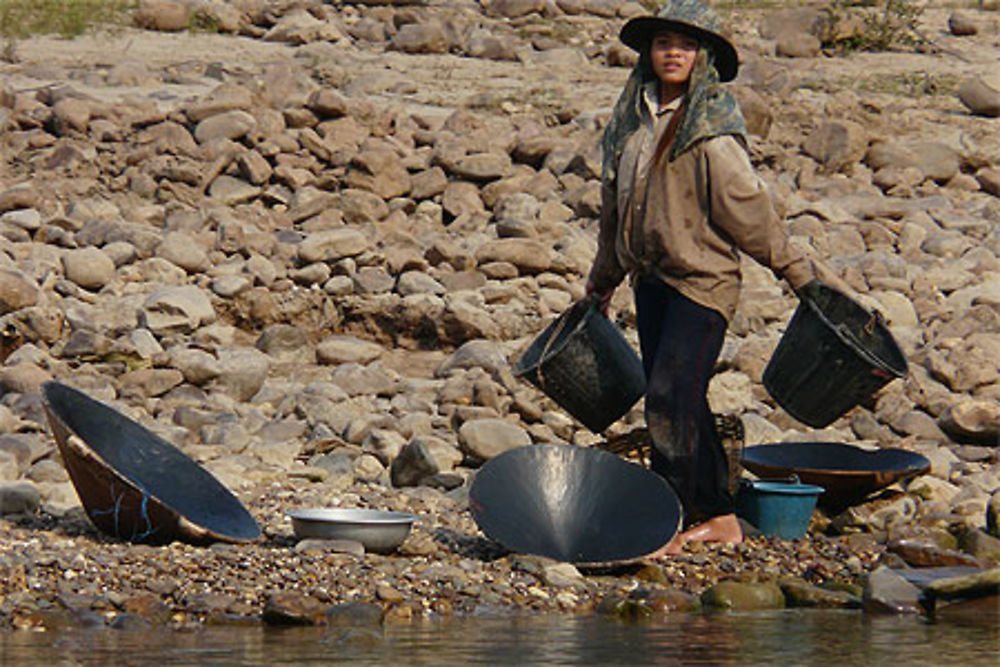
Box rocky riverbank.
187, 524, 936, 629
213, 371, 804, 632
0, 0, 999, 630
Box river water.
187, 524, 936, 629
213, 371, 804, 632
0, 609, 996, 665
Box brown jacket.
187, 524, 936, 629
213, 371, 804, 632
589, 116, 822, 322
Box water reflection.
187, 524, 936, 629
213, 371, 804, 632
0, 610, 996, 665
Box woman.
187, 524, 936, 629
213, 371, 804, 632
587, 0, 839, 552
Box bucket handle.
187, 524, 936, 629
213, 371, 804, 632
535, 296, 598, 391
835, 308, 885, 344
739, 474, 800, 489
863, 309, 885, 337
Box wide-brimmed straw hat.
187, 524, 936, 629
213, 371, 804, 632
620, 0, 738, 82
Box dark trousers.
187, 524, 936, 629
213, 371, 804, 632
635, 278, 734, 524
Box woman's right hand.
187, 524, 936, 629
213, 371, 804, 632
793, 279, 824, 304
585, 281, 615, 316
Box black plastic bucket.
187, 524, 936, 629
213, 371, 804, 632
763, 283, 908, 428
512, 299, 646, 433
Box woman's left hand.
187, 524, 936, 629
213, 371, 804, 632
585, 281, 614, 316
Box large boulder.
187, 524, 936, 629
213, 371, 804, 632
776, 32, 821, 58
185, 83, 253, 124
958, 75, 1000, 117
802, 119, 869, 173
938, 401, 1000, 445
0, 269, 38, 314
263, 9, 345, 45
910, 142, 961, 184
62, 247, 116, 290
211, 348, 270, 401
758, 7, 825, 40
458, 418, 530, 460
701, 581, 785, 611
194, 110, 256, 143
317, 336, 384, 365
949, 11, 979, 36
140, 286, 215, 334
391, 22, 450, 55
409, 167, 448, 200
390, 436, 460, 487
437, 339, 509, 378
298, 228, 368, 263
0, 481, 41, 515
308, 89, 348, 118
449, 153, 513, 182
731, 86, 772, 138
487, 0, 545, 19
465, 30, 520, 61
337, 189, 390, 224
345, 149, 411, 199
168, 347, 221, 385
862, 566, 922, 614
156, 232, 211, 273
977, 167, 1000, 197
475, 238, 552, 274
780, 579, 861, 608
51, 98, 92, 135
135, 0, 190, 32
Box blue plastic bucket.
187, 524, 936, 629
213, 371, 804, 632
735, 479, 824, 540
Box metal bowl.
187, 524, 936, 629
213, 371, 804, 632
286, 508, 416, 553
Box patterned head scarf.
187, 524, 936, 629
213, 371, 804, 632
601, 0, 747, 183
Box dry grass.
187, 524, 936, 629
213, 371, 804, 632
852, 70, 959, 98
0, 0, 133, 61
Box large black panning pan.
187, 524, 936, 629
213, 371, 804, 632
740, 442, 930, 510
42, 381, 261, 545
469, 444, 681, 566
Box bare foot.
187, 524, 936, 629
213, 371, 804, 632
648, 532, 686, 558
676, 513, 743, 546
646, 514, 742, 560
